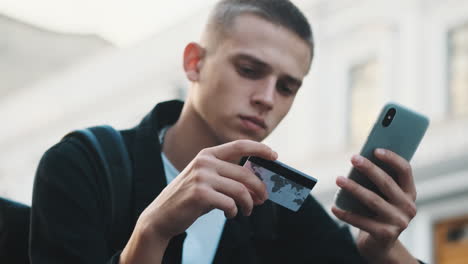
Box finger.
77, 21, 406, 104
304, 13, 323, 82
213, 159, 268, 201
205, 189, 238, 219
210, 140, 277, 162
209, 173, 255, 216
374, 149, 416, 200
332, 207, 403, 244
336, 176, 403, 222
351, 155, 408, 205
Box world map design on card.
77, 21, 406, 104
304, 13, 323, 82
244, 160, 311, 211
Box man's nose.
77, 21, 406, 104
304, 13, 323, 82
251, 78, 276, 111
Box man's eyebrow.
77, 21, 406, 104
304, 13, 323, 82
233, 54, 269, 68
284, 75, 302, 89
233, 53, 303, 87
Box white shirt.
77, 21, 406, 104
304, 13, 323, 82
160, 132, 226, 264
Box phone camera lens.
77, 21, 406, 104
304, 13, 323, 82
382, 108, 396, 127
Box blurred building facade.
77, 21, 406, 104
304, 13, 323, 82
1, 0, 467, 263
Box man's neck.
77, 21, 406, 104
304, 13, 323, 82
162, 100, 220, 172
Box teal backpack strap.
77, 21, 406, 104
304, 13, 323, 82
65, 125, 132, 251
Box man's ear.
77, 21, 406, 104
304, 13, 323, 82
183, 42, 205, 82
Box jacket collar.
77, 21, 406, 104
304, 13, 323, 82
131, 100, 184, 221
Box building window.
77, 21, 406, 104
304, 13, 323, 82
434, 215, 468, 264
348, 59, 380, 145
448, 23, 468, 117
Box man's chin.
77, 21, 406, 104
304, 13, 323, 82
228, 130, 267, 143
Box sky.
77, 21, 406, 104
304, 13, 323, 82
0, 0, 312, 47
0, 0, 213, 46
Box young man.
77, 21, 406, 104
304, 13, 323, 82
30, 0, 422, 263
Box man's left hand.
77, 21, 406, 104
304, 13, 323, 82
332, 148, 419, 264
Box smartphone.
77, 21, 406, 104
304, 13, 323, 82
243, 156, 317, 212
334, 102, 429, 216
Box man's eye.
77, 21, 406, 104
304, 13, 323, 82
277, 82, 294, 96
278, 86, 292, 94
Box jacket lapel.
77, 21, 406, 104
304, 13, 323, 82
213, 214, 254, 263
131, 100, 184, 222
130, 101, 186, 263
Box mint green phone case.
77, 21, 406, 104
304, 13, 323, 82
334, 102, 430, 216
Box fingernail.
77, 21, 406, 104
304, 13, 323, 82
336, 176, 347, 187
352, 155, 364, 166
272, 151, 278, 160
376, 148, 386, 156
253, 197, 261, 205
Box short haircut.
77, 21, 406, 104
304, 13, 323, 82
204, 0, 314, 59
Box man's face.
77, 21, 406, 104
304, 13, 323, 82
191, 14, 312, 143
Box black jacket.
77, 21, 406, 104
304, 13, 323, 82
30, 100, 366, 263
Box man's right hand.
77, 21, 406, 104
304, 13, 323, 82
120, 140, 277, 264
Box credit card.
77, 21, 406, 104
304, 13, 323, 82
243, 156, 317, 212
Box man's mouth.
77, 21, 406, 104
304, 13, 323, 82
239, 115, 267, 131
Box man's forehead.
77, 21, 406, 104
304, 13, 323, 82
221, 14, 312, 77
